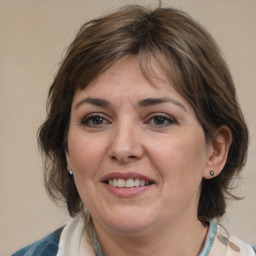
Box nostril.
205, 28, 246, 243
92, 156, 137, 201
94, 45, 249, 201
110, 154, 136, 161
111, 155, 117, 160
110, 153, 140, 164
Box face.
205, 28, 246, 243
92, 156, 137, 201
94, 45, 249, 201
66, 57, 212, 237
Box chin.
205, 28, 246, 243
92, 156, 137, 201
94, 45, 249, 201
95, 206, 157, 236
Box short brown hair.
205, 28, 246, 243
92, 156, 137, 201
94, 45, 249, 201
38, 5, 248, 222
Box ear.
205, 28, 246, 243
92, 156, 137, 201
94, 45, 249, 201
203, 126, 232, 179
65, 148, 72, 171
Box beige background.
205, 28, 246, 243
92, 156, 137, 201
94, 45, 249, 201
1, 0, 255, 255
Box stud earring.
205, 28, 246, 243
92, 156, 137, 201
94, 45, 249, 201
210, 170, 214, 177
69, 170, 73, 176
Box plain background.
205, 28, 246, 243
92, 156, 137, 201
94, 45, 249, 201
1, 0, 255, 255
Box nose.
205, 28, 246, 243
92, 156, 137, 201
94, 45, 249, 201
108, 120, 144, 164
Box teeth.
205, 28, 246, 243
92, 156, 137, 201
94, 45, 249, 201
126, 178, 134, 188
107, 178, 152, 188
108, 179, 113, 186
134, 178, 140, 186
113, 178, 118, 187
117, 178, 126, 188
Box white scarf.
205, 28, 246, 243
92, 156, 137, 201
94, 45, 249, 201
56, 217, 95, 256
56, 217, 255, 256
209, 225, 255, 255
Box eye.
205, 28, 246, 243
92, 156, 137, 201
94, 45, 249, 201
81, 113, 110, 127
146, 114, 176, 127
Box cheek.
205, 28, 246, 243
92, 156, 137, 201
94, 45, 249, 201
67, 135, 107, 207
68, 133, 106, 178
149, 132, 207, 184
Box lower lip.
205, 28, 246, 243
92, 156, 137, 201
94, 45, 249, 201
103, 183, 153, 198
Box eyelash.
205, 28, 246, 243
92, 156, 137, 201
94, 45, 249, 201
79, 113, 176, 128
145, 113, 176, 127
80, 113, 111, 127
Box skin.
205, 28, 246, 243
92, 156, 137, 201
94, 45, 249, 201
66, 56, 231, 256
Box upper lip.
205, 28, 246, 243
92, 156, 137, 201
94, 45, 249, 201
101, 172, 154, 183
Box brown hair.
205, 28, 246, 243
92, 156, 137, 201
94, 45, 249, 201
38, 5, 248, 222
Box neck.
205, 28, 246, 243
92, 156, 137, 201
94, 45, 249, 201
94, 216, 208, 256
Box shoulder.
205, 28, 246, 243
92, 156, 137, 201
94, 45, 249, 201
214, 222, 255, 255
11, 227, 63, 256
201, 221, 255, 255
228, 234, 256, 255
229, 235, 256, 256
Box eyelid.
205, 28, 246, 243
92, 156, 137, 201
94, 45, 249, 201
80, 112, 111, 125
145, 112, 177, 126
146, 112, 176, 121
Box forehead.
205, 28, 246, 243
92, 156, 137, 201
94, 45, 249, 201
75, 56, 177, 97
72, 56, 194, 115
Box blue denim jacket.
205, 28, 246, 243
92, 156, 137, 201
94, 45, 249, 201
11, 227, 63, 256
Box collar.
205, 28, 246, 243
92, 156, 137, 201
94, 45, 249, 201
57, 217, 254, 256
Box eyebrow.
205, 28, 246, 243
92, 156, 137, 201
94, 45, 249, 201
74, 97, 111, 109
138, 98, 187, 111
74, 97, 186, 111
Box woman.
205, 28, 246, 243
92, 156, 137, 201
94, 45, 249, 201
12, 5, 255, 256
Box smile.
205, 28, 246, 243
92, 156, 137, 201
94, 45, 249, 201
107, 178, 153, 188
101, 172, 154, 198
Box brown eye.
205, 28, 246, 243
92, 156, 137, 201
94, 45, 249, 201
90, 116, 105, 125
81, 114, 110, 126
147, 114, 175, 127
153, 116, 167, 125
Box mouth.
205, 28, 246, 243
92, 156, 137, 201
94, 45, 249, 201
106, 178, 154, 188
101, 172, 155, 188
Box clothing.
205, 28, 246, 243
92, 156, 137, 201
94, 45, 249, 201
12, 217, 256, 256
11, 227, 63, 256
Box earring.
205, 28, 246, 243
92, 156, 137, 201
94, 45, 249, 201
210, 170, 214, 177
69, 170, 73, 176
